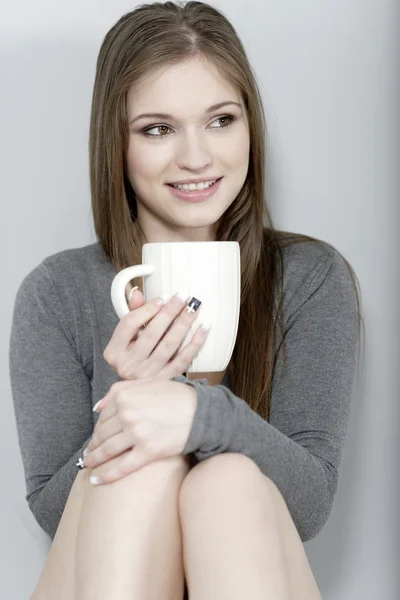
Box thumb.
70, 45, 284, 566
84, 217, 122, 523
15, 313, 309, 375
128, 286, 145, 311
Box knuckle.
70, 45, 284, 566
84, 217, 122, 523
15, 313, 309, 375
160, 337, 176, 355
165, 302, 180, 317
142, 327, 157, 344
115, 393, 126, 408
141, 437, 159, 456
101, 445, 112, 460
126, 311, 142, 332
104, 440, 117, 458
110, 381, 121, 394
118, 363, 136, 380
140, 368, 152, 379
191, 339, 202, 352
103, 348, 115, 366
145, 300, 159, 315
174, 317, 188, 332
120, 408, 135, 426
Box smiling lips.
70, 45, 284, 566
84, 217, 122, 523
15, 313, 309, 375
166, 176, 223, 202
170, 179, 218, 191
168, 176, 222, 186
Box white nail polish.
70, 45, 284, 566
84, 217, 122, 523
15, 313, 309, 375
128, 286, 139, 302
176, 291, 190, 303
90, 475, 101, 486
199, 322, 211, 332
92, 400, 101, 413
161, 293, 173, 304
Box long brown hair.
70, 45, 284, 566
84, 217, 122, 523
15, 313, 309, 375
89, 1, 364, 420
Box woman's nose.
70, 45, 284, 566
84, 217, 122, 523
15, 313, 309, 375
175, 132, 212, 170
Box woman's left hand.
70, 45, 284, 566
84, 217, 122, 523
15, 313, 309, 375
84, 378, 197, 484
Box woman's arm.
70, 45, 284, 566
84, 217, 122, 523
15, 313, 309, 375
178, 247, 359, 543
9, 263, 93, 539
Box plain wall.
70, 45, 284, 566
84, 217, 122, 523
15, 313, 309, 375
1, 1, 398, 597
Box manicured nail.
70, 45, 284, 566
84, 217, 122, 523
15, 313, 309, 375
172, 292, 189, 306
176, 291, 190, 302
92, 400, 102, 413
76, 457, 86, 469
187, 297, 202, 313
83, 448, 89, 458
90, 475, 101, 486
198, 322, 211, 333
128, 286, 139, 302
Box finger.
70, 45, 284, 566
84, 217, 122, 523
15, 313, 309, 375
159, 323, 210, 379
85, 430, 131, 468
87, 447, 131, 478
129, 290, 146, 340
87, 414, 122, 452
128, 286, 144, 309
128, 294, 199, 376
104, 296, 165, 358
90, 446, 153, 485
140, 301, 202, 377
93, 380, 133, 422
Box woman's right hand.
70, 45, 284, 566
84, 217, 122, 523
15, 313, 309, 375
103, 288, 210, 381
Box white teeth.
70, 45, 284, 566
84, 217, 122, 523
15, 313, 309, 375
171, 179, 217, 191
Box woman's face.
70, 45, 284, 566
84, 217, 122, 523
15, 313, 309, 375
125, 56, 250, 242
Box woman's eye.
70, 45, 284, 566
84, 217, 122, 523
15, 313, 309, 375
210, 114, 236, 129
142, 114, 236, 139
143, 124, 171, 138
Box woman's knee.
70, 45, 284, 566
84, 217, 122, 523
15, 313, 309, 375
178, 452, 263, 508
83, 454, 190, 506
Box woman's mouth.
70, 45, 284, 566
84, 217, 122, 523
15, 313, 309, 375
165, 177, 223, 203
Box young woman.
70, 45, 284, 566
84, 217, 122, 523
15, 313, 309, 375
10, 2, 363, 599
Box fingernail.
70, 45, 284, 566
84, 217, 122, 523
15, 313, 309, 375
90, 475, 101, 486
187, 297, 202, 313
92, 400, 102, 413
83, 448, 89, 458
128, 286, 139, 302
172, 292, 189, 306
76, 457, 86, 469
199, 322, 211, 333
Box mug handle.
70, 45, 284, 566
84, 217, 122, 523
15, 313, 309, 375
111, 264, 155, 319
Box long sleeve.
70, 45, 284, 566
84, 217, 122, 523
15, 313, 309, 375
180, 246, 359, 543
9, 263, 94, 539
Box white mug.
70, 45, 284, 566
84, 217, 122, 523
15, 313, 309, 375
110, 241, 241, 373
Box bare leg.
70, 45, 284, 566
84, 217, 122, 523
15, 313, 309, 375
267, 474, 322, 600
179, 453, 321, 600
31, 455, 190, 600
75, 455, 189, 600
31, 468, 89, 600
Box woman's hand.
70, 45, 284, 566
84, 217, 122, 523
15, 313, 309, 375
103, 287, 209, 381
84, 378, 197, 484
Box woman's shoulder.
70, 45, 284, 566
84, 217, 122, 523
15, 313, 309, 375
273, 231, 355, 317
42, 241, 112, 278
19, 242, 112, 292
13, 242, 115, 325
278, 231, 336, 272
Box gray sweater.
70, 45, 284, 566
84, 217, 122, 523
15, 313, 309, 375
9, 239, 358, 542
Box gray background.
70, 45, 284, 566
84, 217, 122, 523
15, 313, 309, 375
1, 1, 398, 597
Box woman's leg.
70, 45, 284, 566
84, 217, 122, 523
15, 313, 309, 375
31, 455, 190, 600
179, 453, 322, 600
75, 454, 190, 600
30, 468, 90, 600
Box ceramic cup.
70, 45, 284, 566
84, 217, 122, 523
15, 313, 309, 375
110, 241, 241, 373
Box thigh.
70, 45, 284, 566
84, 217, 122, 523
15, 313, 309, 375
31, 468, 90, 600
32, 456, 191, 600
261, 475, 322, 599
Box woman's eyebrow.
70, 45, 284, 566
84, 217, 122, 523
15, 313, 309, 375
129, 101, 242, 125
